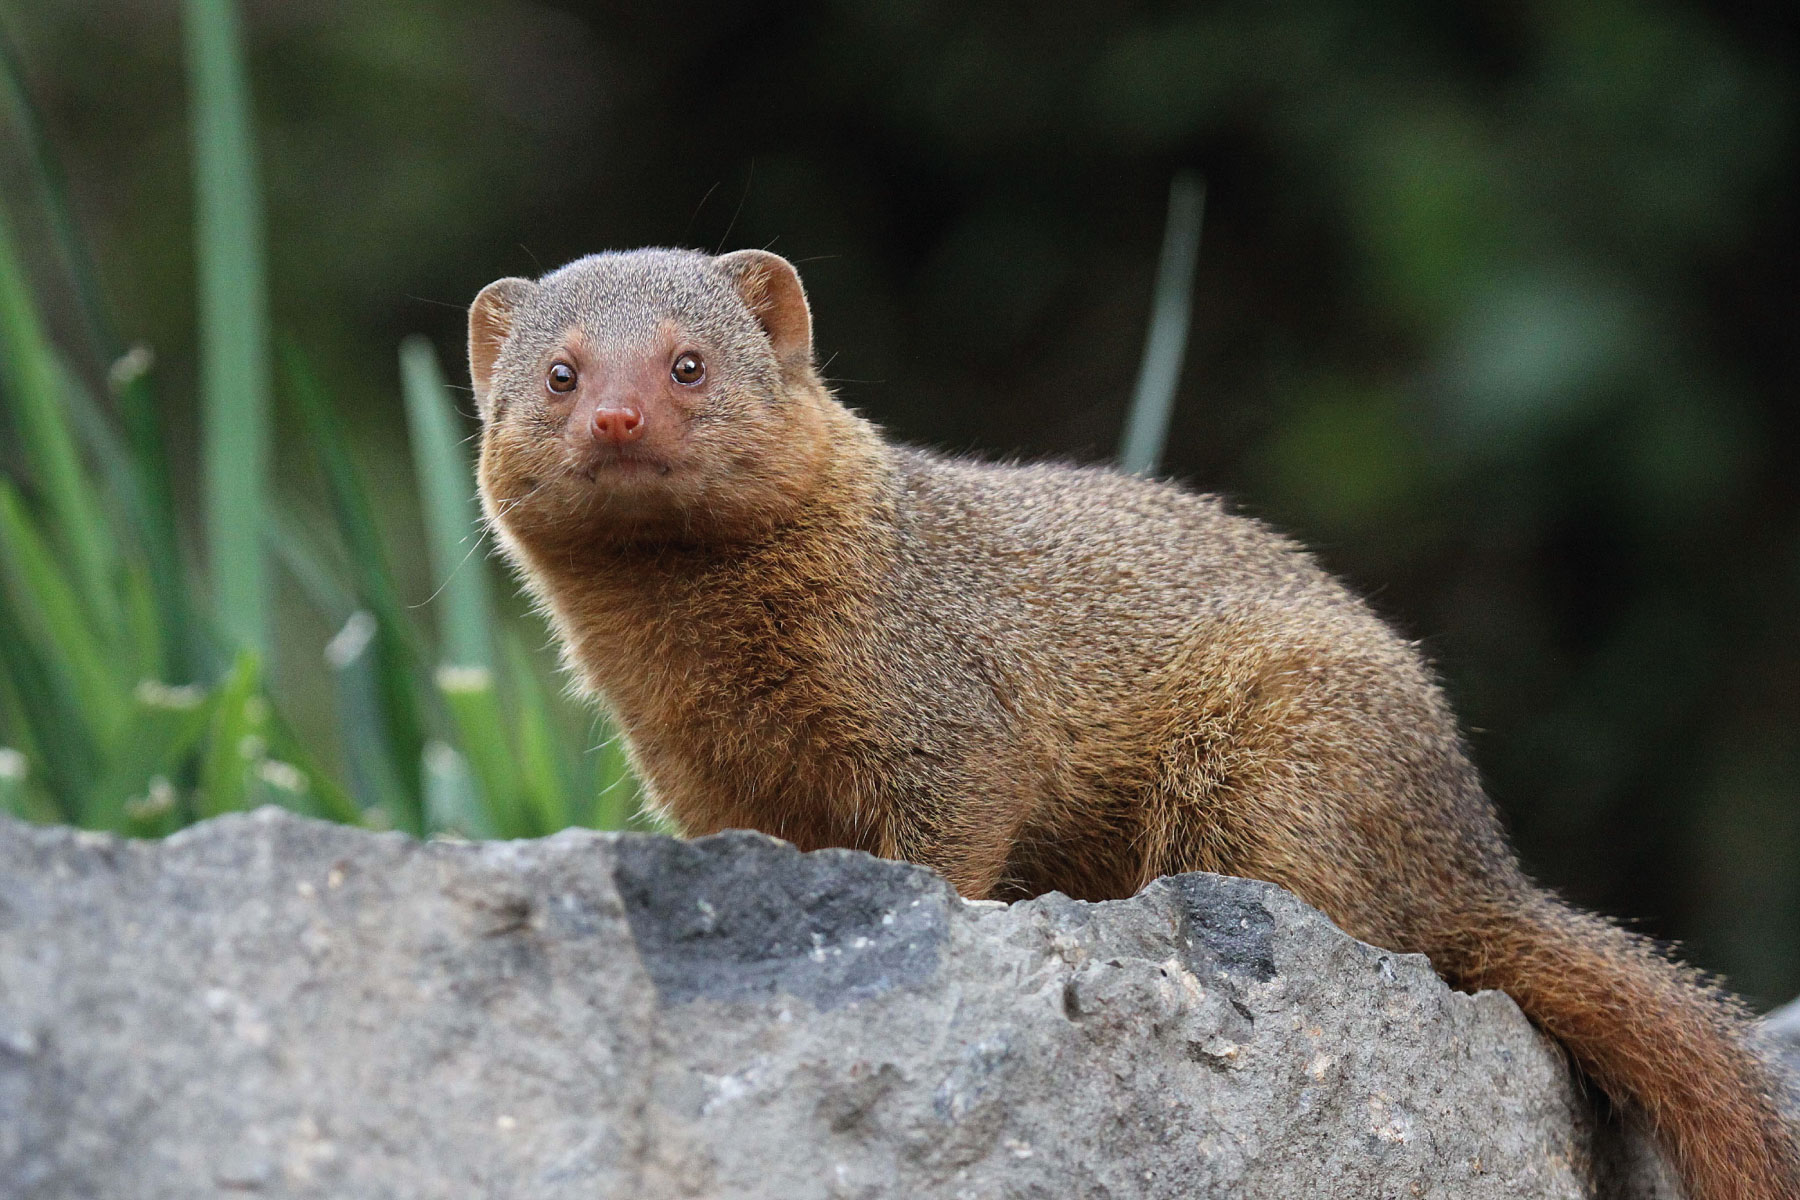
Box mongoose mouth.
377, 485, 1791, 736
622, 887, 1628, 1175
574, 452, 675, 482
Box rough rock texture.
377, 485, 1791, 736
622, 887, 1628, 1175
0, 806, 1758, 1199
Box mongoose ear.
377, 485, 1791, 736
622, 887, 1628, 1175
716, 250, 813, 371
468, 277, 533, 416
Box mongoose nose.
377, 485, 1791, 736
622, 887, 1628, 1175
590, 404, 645, 446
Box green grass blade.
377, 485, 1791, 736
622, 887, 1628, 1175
0, 17, 120, 362
282, 344, 418, 640
0, 480, 128, 741
119, 561, 167, 685
1119, 171, 1206, 477
0, 745, 60, 824
504, 635, 572, 832
183, 0, 272, 658
0, 651, 39, 774
284, 343, 429, 811
326, 611, 418, 831
0, 747, 20, 816
0, 585, 92, 814
400, 335, 493, 671
262, 712, 365, 826
0, 33, 184, 657
0, 199, 117, 629
0, 746, 50, 821
0, 23, 191, 670
195, 649, 266, 819
422, 740, 495, 839
55, 359, 179, 679
56, 358, 134, 484
267, 506, 356, 626
83, 679, 215, 831
0, 30, 190, 670
111, 352, 197, 680
437, 664, 530, 838
243, 757, 312, 816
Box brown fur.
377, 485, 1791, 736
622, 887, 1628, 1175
472, 247, 1800, 1200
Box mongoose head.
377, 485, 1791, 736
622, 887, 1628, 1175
469, 247, 837, 557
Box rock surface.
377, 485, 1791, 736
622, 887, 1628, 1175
0, 807, 1738, 1198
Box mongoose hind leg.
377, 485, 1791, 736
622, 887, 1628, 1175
1127, 624, 1518, 957
888, 781, 1035, 902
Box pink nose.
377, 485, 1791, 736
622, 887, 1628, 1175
591, 404, 645, 445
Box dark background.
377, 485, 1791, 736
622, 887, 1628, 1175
5, 0, 1797, 1003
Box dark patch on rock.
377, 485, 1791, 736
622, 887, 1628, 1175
1156, 872, 1278, 982
612, 829, 951, 1008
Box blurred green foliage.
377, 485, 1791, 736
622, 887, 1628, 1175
0, 0, 638, 844
0, 0, 1794, 1004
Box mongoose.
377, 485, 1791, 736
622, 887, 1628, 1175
470, 246, 1800, 1200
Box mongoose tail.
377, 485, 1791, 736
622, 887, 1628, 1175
1455, 895, 1800, 1200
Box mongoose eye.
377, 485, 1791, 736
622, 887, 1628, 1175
546, 361, 578, 393
672, 352, 705, 386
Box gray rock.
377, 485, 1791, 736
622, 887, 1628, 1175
0, 808, 1698, 1198
1766, 997, 1800, 1111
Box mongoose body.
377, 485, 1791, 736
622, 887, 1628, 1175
471, 247, 1800, 1200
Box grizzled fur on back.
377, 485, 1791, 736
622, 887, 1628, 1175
471, 247, 1800, 1200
